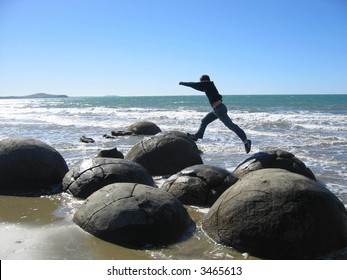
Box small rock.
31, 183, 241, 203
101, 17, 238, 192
111, 130, 133, 136
80, 136, 95, 143
96, 147, 124, 159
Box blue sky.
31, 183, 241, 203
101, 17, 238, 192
1, 0, 347, 96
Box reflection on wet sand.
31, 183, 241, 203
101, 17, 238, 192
0, 194, 254, 260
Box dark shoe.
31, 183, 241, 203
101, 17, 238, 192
187, 133, 198, 142
244, 139, 251, 153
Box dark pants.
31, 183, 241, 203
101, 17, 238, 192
195, 103, 247, 142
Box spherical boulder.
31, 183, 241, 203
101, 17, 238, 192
128, 121, 162, 135
125, 131, 203, 176
62, 157, 155, 198
233, 150, 316, 180
0, 137, 68, 196
162, 164, 237, 206
202, 168, 347, 259
73, 182, 193, 248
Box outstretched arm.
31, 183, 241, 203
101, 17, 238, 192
179, 81, 206, 92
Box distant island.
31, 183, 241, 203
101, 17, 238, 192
0, 93, 68, 99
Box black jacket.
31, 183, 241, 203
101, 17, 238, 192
180, 81, 222, 106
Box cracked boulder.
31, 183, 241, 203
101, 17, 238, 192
233, 150, 316, 180
73, 182, 193, 248
202, 168, 347, 259
125, 131, 203, 176
62, 158, 155, 198
162, 164, 238, 206
0, 137, 68, 196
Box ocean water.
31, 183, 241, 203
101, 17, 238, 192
0, 94, 346, 259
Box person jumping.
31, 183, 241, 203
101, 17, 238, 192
179, 74, 252, 153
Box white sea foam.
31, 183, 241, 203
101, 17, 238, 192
0, 96, 346, 205
0, 95, 346, 260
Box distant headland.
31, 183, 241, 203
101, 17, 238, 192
0, 93, 68, 99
